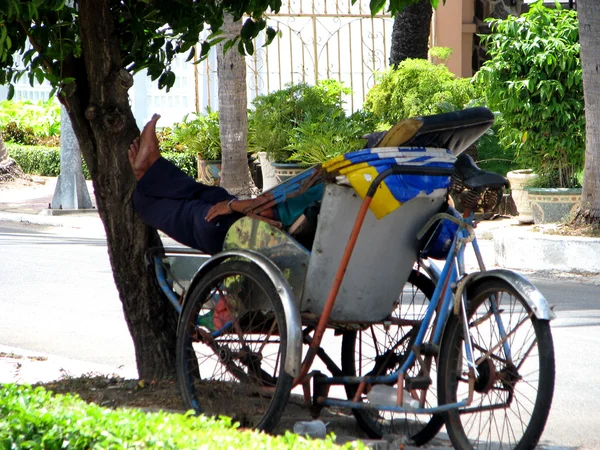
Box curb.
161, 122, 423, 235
493, 227, 600, 273
0, 210, 103, 231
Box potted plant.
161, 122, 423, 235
169, 109, 255, 186
170, 110, 222, 185
475, 1, 584, 224
250, 80, 358, 185
285, 108, 373, 166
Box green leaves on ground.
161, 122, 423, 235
0, 384, 360, 449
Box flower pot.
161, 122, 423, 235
525, 187, 581, 224
197, 157, 221, 186
272, 162, 309, 184
257, 152, 278, 191
507, 169, 538, 224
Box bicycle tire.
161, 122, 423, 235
437, 278, 555, 450
341, 269, 444, 446
175, 259, 293, 432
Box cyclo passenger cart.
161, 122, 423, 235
150, 108, 555, 449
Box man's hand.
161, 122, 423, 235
206, 200, 232, 222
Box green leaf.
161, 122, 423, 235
369, 0, 387, 15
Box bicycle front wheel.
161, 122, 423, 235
438, 278, 555, 450
175, 259, 293, 432
341, 269, 444, 446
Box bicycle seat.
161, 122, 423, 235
454, 154, 509, 191
364, 107, 495, 156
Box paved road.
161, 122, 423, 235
1, 221, 599, 449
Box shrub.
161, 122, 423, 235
474, 1, 584, 188
364, 59, 479, 126
167, 109, 223, 161
0, 384, 356, 449
475, 127, 518, 176
286, 109, 374, 165
250, 80, 354, 163
0, 99, 61, 142
162, 151, 198, 178
6, 143, 68, 177
6, 143, 196, 180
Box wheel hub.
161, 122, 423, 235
218, 346, 232, 364
474, 358, 497, 394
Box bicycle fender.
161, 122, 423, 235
462, 269, 556, 320
181, 249, 303, 378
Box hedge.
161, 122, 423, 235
6, 144, 198, 180
0, 384, 359, 449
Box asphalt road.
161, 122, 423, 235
1, 222, 599, 449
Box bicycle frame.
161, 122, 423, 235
315, 210, 484, 415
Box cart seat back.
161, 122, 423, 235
364, 107, 494, 156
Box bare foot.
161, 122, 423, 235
129, 114, 161, 180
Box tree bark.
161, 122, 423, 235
217, 13, 254, 198
576, 0, 600, 223
389, 0, 433, 67
63, 0, 178, 379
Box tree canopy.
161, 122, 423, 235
0, 0, 427, 100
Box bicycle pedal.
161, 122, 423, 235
418, 343, 439, 357
405, 376, 431, 390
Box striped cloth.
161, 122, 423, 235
323, 147, 456, 219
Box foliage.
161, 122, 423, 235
475, 127, 518, 176
0, 2, 283, 98
250, 80, 356, 163
6, 143, 72, 178
286, 109, 376, 165
0, 384, 358, 449
0, 100, 61, 145
166, 110, 223, 160
162, 151, 198, 178
429, 46, 453, 64
365, 59, 479, 126
6, 143, 196, 180
474, 1, 584, 188
164, 110, 255, 162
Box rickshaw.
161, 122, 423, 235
148, 107, 555, 449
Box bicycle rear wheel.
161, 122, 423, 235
175, 259, 293, 432
438, 278, 555, 450
341, 269, 444, 446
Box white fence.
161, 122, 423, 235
1, 1, 393, 129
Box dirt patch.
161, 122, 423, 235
33, 375, 187, 412
532, 222, 600, 238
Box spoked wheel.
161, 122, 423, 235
175, 259, 293, 432
438, 279, 555, 449
341, 269, 444, 446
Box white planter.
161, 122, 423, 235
507, 169, 537, 224
257, 152, 278, 192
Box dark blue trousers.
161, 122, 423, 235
133, 157, 242, 254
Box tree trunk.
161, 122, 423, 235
217, 13, 254, 198
63, 0, 178, 379
576, 0, 600, 223
389, 0, 433, 67
0, 135, 28, 182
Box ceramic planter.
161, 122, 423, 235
272, 162, 309, 184
197, 157, 221, 186
525, 187, 581, 224
507, 169, 538, 224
